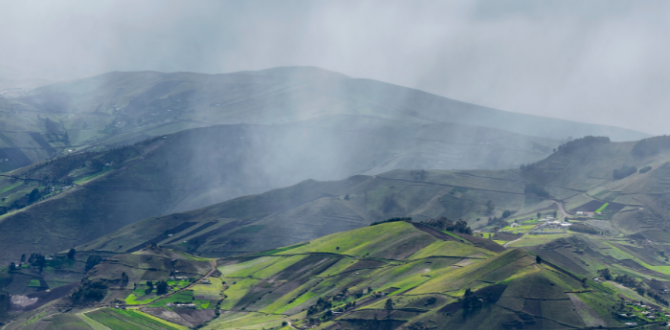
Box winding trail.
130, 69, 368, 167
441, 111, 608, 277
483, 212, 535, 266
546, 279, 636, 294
503, 200, 568, 248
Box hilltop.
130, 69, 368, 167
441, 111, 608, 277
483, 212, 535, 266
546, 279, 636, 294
0, 66, 648, 173
6, 221, 670, 329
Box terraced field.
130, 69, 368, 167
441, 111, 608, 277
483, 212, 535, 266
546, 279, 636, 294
9, 221, 670, 329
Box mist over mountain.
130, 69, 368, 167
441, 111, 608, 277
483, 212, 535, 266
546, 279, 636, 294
0, 67, 665, 330
0, 66, 648, 173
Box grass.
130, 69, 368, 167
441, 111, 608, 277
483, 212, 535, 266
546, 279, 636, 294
205, 311, 287, 330
27, 279, 41, 287
47, 314, 95, 330
229, 225, 265, 235
192, 278, 225, 303
124, 291, 157, 305
507, 233, 574, 247
220, 278, 259, 310
87, 308, 184, 330
279, 221, 434, 258
248, 242, 309, 257
77, 312, 113, 330
408, 240, 493, 259
218, 257, 274, 276
595, 203, 609, 213
148, 290, 210, 309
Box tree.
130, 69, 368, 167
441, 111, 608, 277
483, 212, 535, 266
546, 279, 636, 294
8, 262, 15, 273
597, 268, 612, 280
28, 253, 46, 272
485, 200, 495, 215
536, 255, 542, 264
20, 254, 25, 263
121, 272, 129, 285
502, 210, 513, 219
27, 188, 41, 204
145, 281, 154, 294
385, 298, 394, 316
156, 280, 168, 295
67, 248, 76, 260
85, 255, 103, 271
462, 288, 482, 309
537, 212, 541, 219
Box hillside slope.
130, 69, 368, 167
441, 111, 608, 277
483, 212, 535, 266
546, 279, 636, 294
75, 135, 670, 262
6, 222, 659, 330
0, 66, 647, 172
0, 118, 561, 265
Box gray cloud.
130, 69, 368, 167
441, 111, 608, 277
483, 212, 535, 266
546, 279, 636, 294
2, 0, 670, 134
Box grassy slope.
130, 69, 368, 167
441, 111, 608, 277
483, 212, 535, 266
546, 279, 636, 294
79, 137, 670, 261
1, 66, 589, 175
11, 222, 670, 329
77, 168, 534, 259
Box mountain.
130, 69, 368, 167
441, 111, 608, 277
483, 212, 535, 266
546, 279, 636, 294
6, 221, 669, 329
69, 135, 670, 262
0, 119, 560, 265
0, 66, 648, 173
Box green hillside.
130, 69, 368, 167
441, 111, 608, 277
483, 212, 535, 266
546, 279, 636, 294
8, 221, 670, 330
68, 135, 670, 266
0, 119, 558, 266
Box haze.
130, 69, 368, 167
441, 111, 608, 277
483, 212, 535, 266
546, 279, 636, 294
1, 0, 669, 134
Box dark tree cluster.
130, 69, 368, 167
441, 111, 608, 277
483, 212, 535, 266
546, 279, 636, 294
597, 268, 612, 280
568, 223, 601, 235
501, 210, 514, 219
639, 165, 652, 173
487, 217, 508, 228
411, 170, 427, 181
613, 165, 637, 180
70, 280, 107, 304
28, 253, 46, 272
155, 280, 168, 295
524, 183, 550, 199
306, 297, 332, 316
421, 217, 473, 235
555, 136, 610, 154
485, 200, 495, 215
647, 289, 669, 306
85, 255, 103, 271
370, 217, 412, 226
631, 135, 670, 157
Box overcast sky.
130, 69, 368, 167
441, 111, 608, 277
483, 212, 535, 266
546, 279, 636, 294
2, 0, 670, 135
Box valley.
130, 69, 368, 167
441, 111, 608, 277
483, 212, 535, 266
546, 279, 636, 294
0, 69, 668, 330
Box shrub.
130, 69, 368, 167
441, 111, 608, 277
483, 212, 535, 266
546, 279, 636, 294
70, 280, 108, 304
632, 135, 670, 157
568, 223, 600, 235
156, 280, 168, 295
370, 217, 412, 226
524, 183, 550, 198
613, 165, 637, 180
556, 136, 610, 154
85, 255, 103, 271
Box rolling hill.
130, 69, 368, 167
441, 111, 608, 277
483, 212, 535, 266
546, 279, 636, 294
6, 221, 670, 329
0, 119, 561, 266
68, 135, 670, 264
0, 66, 648, 173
